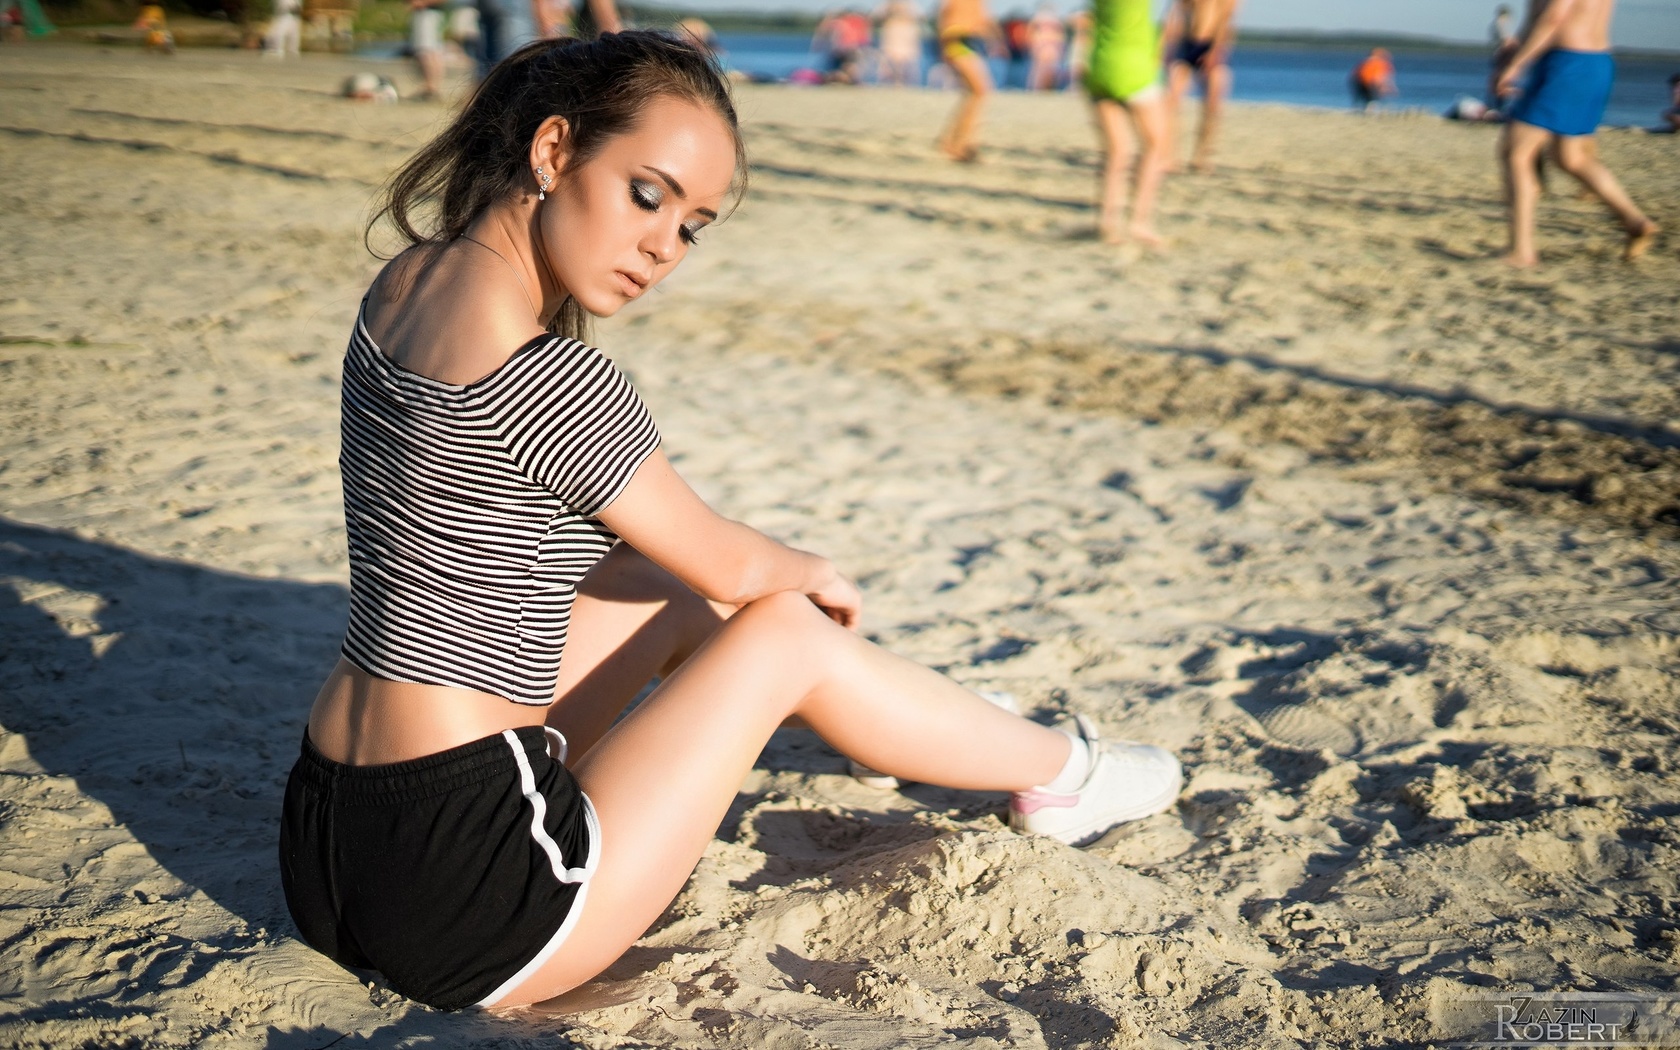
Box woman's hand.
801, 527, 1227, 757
804, 560, 862, 630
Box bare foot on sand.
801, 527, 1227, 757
1129, 225, 1167, 250
1624, 221, 1659, 262
1098, 210, 1125, 245
1501, 249, 1539, 269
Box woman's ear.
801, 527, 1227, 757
528, 115, 574, 189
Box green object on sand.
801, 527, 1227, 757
17, 0, 56, 37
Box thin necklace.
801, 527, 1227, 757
459, 233, 541, 323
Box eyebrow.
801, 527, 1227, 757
643, 166, 717, 221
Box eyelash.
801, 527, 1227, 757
629, 181, 703, 245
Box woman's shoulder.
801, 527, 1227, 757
362, 244, 549, 387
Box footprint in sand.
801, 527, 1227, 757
1254, 702, 1361, 756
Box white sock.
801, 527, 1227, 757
1041, 731, 1092, 793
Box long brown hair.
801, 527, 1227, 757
367, 31, 748, 341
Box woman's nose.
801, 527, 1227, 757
643, 221, 681, 265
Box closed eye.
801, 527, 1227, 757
633, 178, 708, 245
630, 180, 662, 212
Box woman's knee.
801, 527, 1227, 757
727, 591, 847, 663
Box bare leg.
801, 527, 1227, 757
1552, 134, 1659, 261
416, 49, 444, 99
1163, 61, 1193, 172
1092, 97, 1135, 244
1501, 120, 1550, 267
939, 52, 993, 161
1193, 62, 1231, 173
498, 591, 1073, 1005
1125, 90, 1171, 247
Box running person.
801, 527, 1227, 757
936, 0, 1000, 161
1496, 0, 1658, 266
278, 32, 1183, 1012
1160, 0, 1237, 173
1084, 0, 1171, 246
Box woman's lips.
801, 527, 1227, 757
616, 270, 647, 297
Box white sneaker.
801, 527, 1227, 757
850, 690, 1021, 790
1008, 714, 1181, 846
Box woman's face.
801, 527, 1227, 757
538, 97, 737, 319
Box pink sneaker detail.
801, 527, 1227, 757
1010, 788, 1079, 815
1008, 714, 1182, 846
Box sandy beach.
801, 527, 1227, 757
3, 43, 1679, 1048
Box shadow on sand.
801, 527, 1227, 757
0, 517, 345, 931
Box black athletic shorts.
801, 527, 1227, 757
278, 725, 600, 1010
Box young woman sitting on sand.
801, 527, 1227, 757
278, 31, 1182, 1013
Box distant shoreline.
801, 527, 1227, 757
29, 2, 1680, 59
633, 5, 1680, 58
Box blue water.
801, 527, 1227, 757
714, 32, 1678, 128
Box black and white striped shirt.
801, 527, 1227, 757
338, 308, 661, 705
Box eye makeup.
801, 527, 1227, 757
629, 180, 663, 211
629, 179, 709, 244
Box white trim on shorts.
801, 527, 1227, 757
475, 727, 603, 1008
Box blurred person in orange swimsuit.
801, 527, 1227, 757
936, 0, 1000, 161
1161, 0, 1237, 172
1350, 47, 1394, 110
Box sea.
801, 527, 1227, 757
712, 32, 1679, 128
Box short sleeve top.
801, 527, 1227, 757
338, 306, 661, 705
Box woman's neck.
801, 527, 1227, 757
464, 201, 563, 327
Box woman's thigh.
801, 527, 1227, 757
497, 592, 835, 1005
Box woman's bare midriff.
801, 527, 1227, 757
307, 658, 550, 766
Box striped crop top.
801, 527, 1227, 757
338, 306, 661, 705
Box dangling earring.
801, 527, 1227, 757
535, 165, 552, 201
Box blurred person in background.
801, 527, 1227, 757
409, 0, 446, 98
674, 16, 719, 58
876, 0, 924, 86
1065, 8, 1091, 88
1496, 0, 1657, 265
1084, 0, 1169, 246
1026, 2, 1066, 90
135, 3, 174, 52
813, 9, 873, 83
936, 0, 1000, 160
1161, 0, 1237, 172
1349, 47, 1394, 110
477, 0, 617, 74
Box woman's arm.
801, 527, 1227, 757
597, 451, 862, 629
